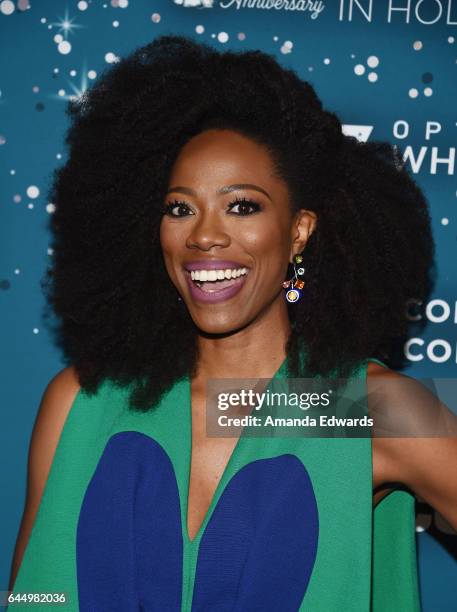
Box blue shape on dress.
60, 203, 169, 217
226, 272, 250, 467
77, 431, 183, 611
191, 455, 319, 611
77, 434, 319, 611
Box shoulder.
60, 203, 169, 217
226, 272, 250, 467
35, 366, 82, 442
366, 360, 419, 400
42, 365, 81, 406
368, 362, 457, 528
29, 366, 82, 494
45, 363, 81, 396
366, 360, 443, 422
367, 361, 427, 484
366, 360, 395, 379
366, 360, 435, 445
8, 367, 82, 589
45, 364, 81, 395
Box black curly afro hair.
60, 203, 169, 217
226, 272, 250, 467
42, 34, 435, 411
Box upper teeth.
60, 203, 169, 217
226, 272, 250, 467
191, 268, 248, 281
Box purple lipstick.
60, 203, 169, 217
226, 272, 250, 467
184, 260, 250, 304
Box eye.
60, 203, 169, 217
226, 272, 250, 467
227, 197, 262, 216
162, 200, 194, 218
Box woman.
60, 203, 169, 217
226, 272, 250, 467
9, 35, 457, 611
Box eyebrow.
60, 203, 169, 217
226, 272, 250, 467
166, 183, 272, 201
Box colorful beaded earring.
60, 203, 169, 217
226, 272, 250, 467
283, 254, 305, 303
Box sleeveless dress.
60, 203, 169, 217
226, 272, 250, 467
11, 356, 421, 611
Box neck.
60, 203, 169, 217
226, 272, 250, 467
194, 295, 291, 381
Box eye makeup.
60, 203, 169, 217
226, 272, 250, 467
161, 196, 263, 218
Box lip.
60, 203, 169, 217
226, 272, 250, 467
184, 260, 250, 272
184, 267, 249, 304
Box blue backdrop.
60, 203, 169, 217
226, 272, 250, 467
1, 0, 456, 609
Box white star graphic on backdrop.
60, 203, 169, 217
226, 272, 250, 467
51, 9, 84, 39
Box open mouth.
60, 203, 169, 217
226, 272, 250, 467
183, 266, 250, 303
189, 267, 249, 293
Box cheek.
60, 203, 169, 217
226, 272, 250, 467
242, 219, 290, 267
159, 222, 183, 282
159, 221, 171, 254
159, 221, 184, 259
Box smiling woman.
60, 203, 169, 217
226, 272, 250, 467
8, 34, 456, 612
160, 128, 316, 329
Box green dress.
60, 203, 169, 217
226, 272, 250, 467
11, 356, 421, 611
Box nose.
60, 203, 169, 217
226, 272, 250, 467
186, 210, 231, 251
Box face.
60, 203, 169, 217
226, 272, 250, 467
160, 129, 316, 335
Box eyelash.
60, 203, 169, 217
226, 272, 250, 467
161, 197, 262, 218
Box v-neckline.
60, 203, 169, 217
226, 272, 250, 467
183, 355, 290, 546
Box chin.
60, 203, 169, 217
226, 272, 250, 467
187, 308, 252, 337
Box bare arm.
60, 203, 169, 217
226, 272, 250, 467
8, 366, 81, 591
368, 362, 457, 531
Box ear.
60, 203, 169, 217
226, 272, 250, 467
289, 209, 317, 262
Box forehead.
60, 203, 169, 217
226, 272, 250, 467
168, 129, 279, 184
